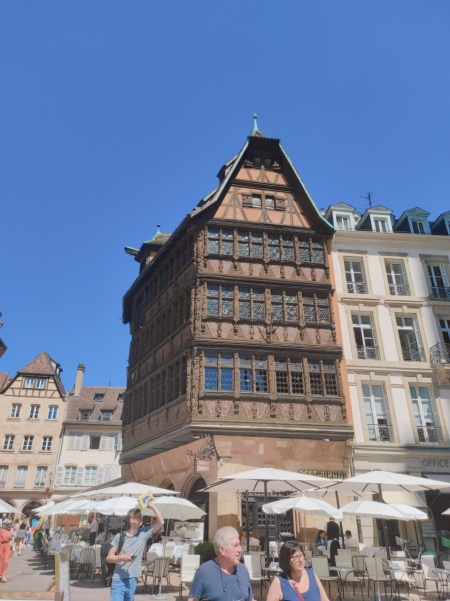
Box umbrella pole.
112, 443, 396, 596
378, 484, 391, 560
335, 491, 345, 548
264, 482, 269, 568
245, 491, 250, 552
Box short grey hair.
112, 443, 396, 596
213, 526, 239, 555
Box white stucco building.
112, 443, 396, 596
53, 364, 125, 497
325, 204, 450, 546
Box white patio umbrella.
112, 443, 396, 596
340, 500, 411, 521
43, 499, 79, 516
76, 482, 179, 501
93, 497, 139, 516
203, 467, 339, 565
0, 498, 19, 514
144, 496, 206, 521
34, 500, 55, 515
389, 503, 427, 521
442, 508, 450, 515
319, 469, 450, 559
262, 495, 343, 519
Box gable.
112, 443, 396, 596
208, 136, 332, 232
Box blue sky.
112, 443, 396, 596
1, 1, 449, 390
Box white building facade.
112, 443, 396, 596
326, 204, 450, 545
53, 364, 124, 498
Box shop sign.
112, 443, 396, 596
300, 470, 347, 479
421, 458, 450, 468
196, 459, 210, 472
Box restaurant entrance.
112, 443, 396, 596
241, 493, 293, 548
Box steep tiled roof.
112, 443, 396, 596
0, 373, 8, 391
65, 386, 125, 423
20, 350, 60, 375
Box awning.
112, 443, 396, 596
381, 490, 428, 507
423, 474, 450, 485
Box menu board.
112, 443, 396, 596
421, 520, 436, 538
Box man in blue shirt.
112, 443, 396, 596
107, 502, 164, 601
189, 526, 254, 601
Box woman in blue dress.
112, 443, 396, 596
266, 541, 329, 601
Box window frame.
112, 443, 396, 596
47, 405, 58, 420
41, 436, 53, 452
352, 313, 379, 360
385, 260, 410, 296
63, 466, 77, 486
29, 404, 40, 420
35, 466, 48, 488
409, 385, 441, 444
3, 435, 15, 451
238, 354, 269, 394
22, 435, 34, 452
10, 404, 21, 419
362, 383, 393, 443
204, 353, 234, 392
344, 258, 367, 294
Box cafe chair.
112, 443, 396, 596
243, 554, 269, 596
179, 555, 200, 599
365, 557, 394, 598
311, 557, 338, 596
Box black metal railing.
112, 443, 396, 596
417, 426, 442, 444
368, 424, 393, 442
401, 347, 425, 362
347, 282, 368, 294
389, 284, 410, 296
430, 342, 450, 367
356, 345, 380, 360
430, 287, 450, 300
34, 482, 46, 488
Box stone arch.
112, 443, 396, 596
21, 500, 43, 516
159, 480, 176, 492
184, 475, 208, 541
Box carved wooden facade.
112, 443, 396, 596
121, 132, 353, 465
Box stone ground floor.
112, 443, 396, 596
1, 542, 449, 601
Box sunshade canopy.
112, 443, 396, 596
319, 470, 450, 495
203, 468, 339, 494
144, 496, 206, 520
0, 498, 20, 514
262, 495, 343, 519
340, 500, 421, 521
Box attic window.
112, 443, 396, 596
117, 393, 124, 401
79, 410, 90, 420
411, 219, 427, 234
94, 394, 104, 402
101, 411, 112, 421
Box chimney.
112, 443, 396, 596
74, 363, 85, 397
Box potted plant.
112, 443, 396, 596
194, 541, 216, 564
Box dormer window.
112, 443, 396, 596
411, 219, 426, 234
101, 411, 112, 421
80, 410, 90, 420
94, 394, 104, 402
117, 393, 124, 401
373, 218, 388, 233
335, 215, 350, 230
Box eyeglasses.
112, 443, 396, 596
290, 554, 305, 561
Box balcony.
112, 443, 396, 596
34, 482, 46, 489
347, 282, 368, 294
356, 345, 380, 360
401, 347, 425, 362
417, 426, 442, 444
13, 483, 26, 489
431, 342, 450, 385
368, 424, 393, 443
430, 286, 450, 301
389, 284, 410, 296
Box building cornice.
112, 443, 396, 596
334, 230, 450, 251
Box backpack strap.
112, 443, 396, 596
117, 532, 126, 555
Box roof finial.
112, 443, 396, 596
252, 113, 259, 132
156, 224, 161, 234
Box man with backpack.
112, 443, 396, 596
107, 502, 164, 601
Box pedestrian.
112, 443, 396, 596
106, 501, 164, 601
89, 515, 99, 546
325, 518, 339, 541
188, 526, 254, 601
344, 530, 359, 550
43, 516, 50, 538
15, 517, 28, 555
266, 541, 329, 601
0, 521, 14, 583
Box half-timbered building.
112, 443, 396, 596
121, 124, 354, 539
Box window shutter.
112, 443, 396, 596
75, 465, 85, 486
68, 434, 75, 451
54, 465, 64, 487
81, 435, 89, 451
242, 194, 252, 207
107, 435, 115, 451
275, 197, 286, 211
100, 436, 107, 451
440, 264, 449, 288
103, 466, 112, 483
96, 466, 104, 485
117, 433, 122, 451
110, 466, 118, 481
